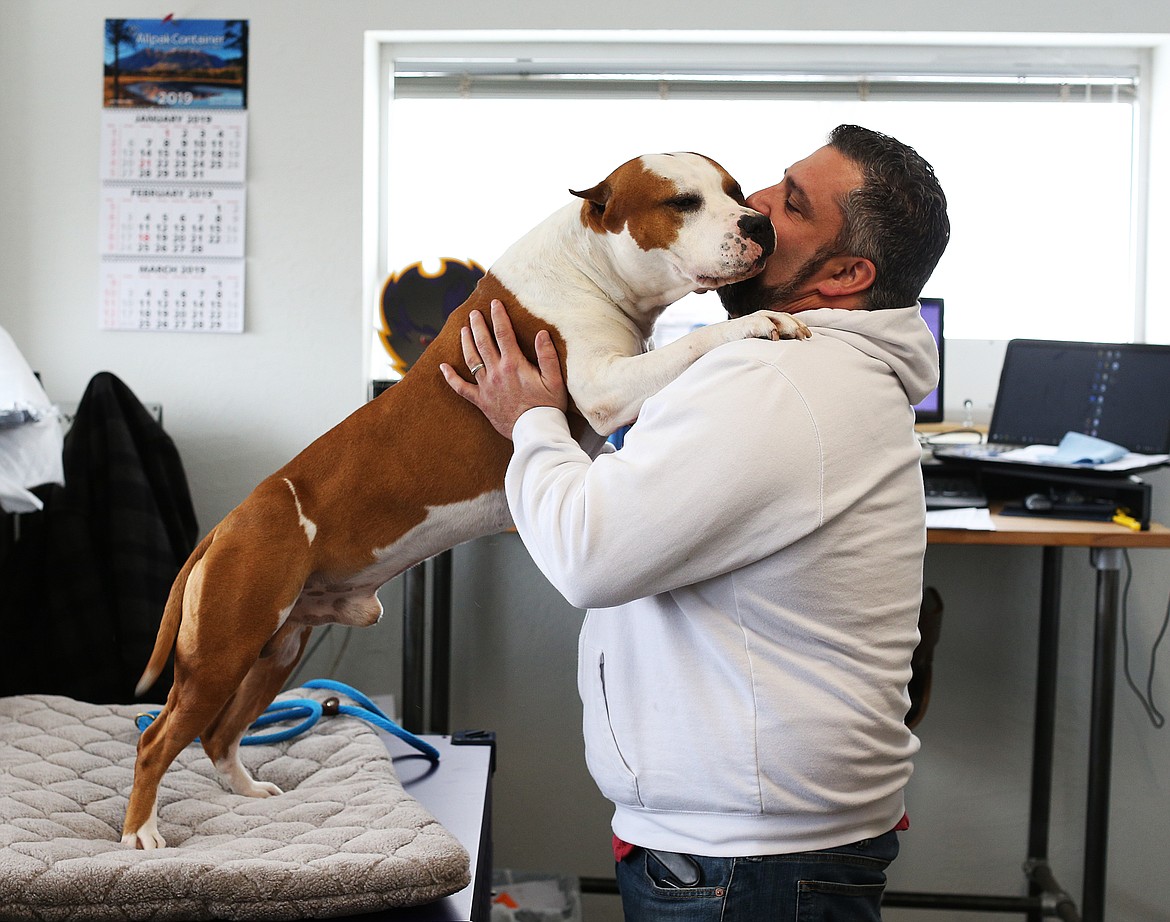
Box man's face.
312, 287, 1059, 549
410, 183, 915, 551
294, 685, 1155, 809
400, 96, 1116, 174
719, 145, 864, 316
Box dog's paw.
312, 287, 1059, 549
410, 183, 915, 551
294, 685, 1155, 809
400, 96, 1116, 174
761, 310, 811, 341
733, 310, 811, 343
241, 779, 284, 798
122, 827, 166, 849
218, 757, 285, 798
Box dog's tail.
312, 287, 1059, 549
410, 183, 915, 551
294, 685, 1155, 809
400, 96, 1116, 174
134, 531, 213, 698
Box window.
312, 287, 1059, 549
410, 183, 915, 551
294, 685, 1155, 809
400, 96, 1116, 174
367, 37, 1143, 380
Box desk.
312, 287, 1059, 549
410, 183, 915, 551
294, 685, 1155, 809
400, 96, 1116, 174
885, 511, 1170, 922
331, 732, 495, 922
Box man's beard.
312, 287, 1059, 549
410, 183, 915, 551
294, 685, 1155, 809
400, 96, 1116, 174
718, 246, 836, 318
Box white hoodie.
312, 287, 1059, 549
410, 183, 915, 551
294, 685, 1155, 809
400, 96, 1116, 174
505, 303, 938, 857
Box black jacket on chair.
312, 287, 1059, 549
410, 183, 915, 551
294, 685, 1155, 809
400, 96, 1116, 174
0, 372, 198, 703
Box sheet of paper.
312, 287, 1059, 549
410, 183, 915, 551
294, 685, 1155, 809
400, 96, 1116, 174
997, 444, 1169, 473
926, 507, 996, 530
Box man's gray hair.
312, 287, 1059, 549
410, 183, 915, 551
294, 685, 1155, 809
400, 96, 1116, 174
827, 125, 951, 311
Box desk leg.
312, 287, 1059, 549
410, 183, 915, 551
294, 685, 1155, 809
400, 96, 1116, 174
1083, 548, 1123, 922
1025, 547, 1063, 922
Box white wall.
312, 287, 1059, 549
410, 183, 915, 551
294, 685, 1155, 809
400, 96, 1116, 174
4, 3, 1170, 921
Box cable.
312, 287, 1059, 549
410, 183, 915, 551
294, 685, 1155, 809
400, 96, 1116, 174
134, 679, 440, 761
1120, 549, 1168, 729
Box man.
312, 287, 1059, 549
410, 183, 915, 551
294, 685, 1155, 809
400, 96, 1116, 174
441, 124, 949, 921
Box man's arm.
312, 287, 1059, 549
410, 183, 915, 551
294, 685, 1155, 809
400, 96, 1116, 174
503, 353, 826, 609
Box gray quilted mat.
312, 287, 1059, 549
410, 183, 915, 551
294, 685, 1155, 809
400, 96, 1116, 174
0, 690, 470, 921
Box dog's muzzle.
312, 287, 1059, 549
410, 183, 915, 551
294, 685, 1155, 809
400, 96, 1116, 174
738, 212, 776, 264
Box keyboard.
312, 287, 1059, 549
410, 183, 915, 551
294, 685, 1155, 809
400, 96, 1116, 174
930, 442, 1033, 464
923, 469, 988, 510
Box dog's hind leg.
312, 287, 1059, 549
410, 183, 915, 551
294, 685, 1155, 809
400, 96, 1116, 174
122, 527, 311, 848
199, 619, 314, 798
122, 617, 310, 848
120, 624, 300, 848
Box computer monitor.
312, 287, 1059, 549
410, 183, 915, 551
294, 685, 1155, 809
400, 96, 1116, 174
914, 297, 944, 423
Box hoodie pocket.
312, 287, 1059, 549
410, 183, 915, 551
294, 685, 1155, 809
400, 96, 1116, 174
581, 647, 641, 807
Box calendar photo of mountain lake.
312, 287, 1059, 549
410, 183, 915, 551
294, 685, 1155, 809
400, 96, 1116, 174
104, 18, 248, 109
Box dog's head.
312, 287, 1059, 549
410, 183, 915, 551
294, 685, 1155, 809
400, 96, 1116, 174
570, 152, 775, 308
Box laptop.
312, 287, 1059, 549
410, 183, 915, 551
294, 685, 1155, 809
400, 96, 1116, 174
932, 339, 1170, 473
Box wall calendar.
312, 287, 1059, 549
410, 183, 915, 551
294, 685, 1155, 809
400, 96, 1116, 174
100, 174, 246, 260
100, 110, 247, 184
100, 261, 244, 333
100, 18, 248, 333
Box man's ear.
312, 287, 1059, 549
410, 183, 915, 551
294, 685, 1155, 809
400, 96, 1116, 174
816, 256, 877, 298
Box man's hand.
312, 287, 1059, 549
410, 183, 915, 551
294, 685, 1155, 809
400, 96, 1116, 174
440, 299, 569, 440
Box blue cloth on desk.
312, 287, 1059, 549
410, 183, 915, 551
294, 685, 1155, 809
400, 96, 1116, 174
1051, 431, 1128, 466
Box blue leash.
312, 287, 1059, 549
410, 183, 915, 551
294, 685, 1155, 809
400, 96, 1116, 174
134, 678, 440, 762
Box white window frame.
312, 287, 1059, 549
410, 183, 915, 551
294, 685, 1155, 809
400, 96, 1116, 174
362, 32, 1152, 386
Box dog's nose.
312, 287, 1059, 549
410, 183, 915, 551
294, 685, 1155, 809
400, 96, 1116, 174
738, 212, 776, 257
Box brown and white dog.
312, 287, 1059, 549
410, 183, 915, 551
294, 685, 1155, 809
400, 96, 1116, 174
122, 152, 809, 849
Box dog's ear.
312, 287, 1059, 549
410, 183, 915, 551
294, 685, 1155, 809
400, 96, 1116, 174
571, 181, 611, 214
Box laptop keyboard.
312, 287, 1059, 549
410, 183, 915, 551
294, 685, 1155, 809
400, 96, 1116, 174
932, 442, 1027, 461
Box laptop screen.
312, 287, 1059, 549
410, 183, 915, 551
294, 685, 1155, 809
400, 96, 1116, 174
914, 298, 944, 423
990, 339, 1170, 454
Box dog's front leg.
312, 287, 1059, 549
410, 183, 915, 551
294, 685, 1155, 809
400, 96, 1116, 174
569, 310, 810, 435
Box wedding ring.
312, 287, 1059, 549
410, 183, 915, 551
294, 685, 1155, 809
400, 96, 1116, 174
469, 363, 485, 376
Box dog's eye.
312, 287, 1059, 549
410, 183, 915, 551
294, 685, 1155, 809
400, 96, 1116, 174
666, 195, 703, 213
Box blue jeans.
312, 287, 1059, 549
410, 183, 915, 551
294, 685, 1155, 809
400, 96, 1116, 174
616, 831, 899, 922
